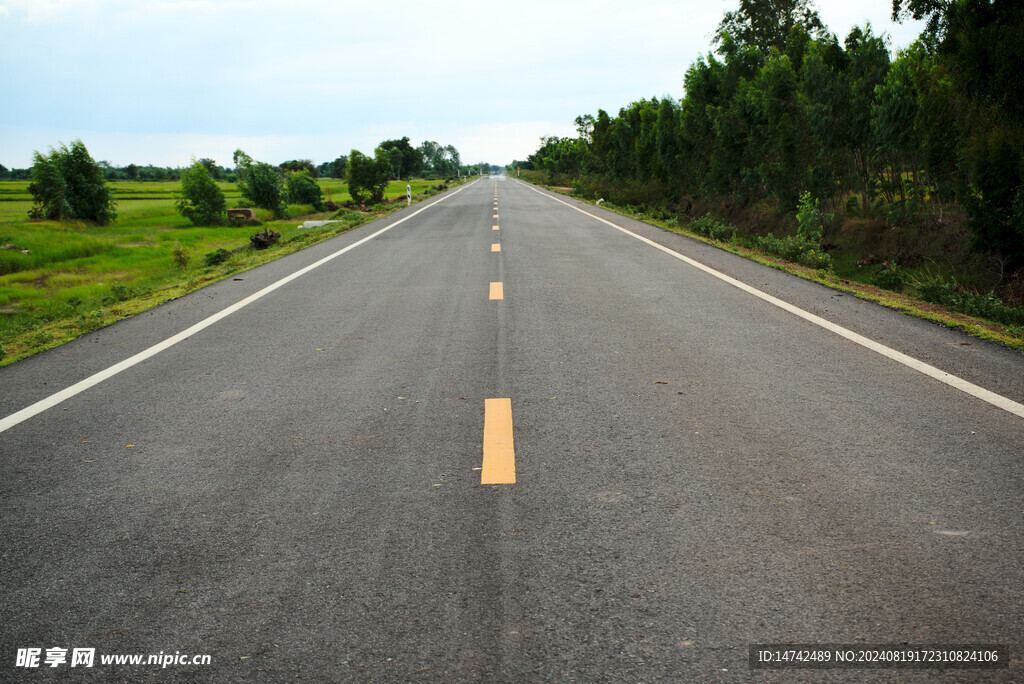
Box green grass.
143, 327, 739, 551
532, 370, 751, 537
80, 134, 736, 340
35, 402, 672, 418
0, 177, 467, 365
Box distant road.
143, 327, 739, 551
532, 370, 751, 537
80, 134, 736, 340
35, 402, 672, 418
2, 177, 1021, 681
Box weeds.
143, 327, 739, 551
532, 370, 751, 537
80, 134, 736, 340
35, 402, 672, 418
687, 214, 736, 241
172, 241, 189, 268
915, 276, 1024, 326
751, 233, 833, 269
796, 191, 824, 244
870, 262, 907, 291
106, 283, 135, 303
204, 248, 231, 267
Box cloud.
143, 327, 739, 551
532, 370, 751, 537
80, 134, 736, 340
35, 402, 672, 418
1, 0, 933, 168
0, 0, 105, 21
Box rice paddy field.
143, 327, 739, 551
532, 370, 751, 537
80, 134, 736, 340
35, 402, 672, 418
0, 177, 452, 365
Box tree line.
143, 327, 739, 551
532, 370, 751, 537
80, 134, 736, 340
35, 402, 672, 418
19, 136, 499, 226
5, 137, 494, 185
518, 0, 1024, 266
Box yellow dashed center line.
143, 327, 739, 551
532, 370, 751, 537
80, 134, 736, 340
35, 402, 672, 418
482, 398, 516, 484
493, 225, 499, 230
491, 244, 501, 252
489, 282, 503, 300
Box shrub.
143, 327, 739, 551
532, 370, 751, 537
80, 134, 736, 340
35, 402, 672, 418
234, 150, 286, 216
286, 170, 325, 210
107, 283, 134, 302
916, 276, 1024, 326
688, 214, 736, 241
796, 191, 824, 244
28, 140, 117, 224
171, 241, 189, 268
347, 149, 390, 204
204, 248, 231, 266
870, 262, 906, 291
753, 233, 832, 269
176, 160, 226, 225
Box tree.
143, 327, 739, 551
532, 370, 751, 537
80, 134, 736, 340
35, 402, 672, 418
962, 126, 1024, 263
28, 140, 117, 224
176, 159, 226, 225
716, 0, 825, 56
377, 137, 424, 178
242, 163, 286, 214
233, 149, 253, 171
347, 149, 390, 204
329, 155, 348, 179
872, 49, 923, 206
445, 145, 461, 175
418, 141, 442, 174
388, 148, 404, 179
655, 98, 683, 185
124, 163, 139, 181
197, 158, 223, 180
843, 26, 891, 213
280, 159, 318, 178
893, 0, 1024, 261
234, 149, 285, 215
416, 140, 461, 177
286, 169, 325, 210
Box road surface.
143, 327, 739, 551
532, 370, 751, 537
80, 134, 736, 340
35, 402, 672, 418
2, 177, 1022, 681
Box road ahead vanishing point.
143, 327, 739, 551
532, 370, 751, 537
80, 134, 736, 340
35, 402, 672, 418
2, 178, 1022, 681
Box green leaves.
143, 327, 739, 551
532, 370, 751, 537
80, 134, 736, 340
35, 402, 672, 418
235, 154, 286, 216
28, 140, 116, 224
285, 169, 324, 210
176, 160, 226, 226
346, 150, 390, 205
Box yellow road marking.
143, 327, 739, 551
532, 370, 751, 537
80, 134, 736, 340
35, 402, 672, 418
493, 214, 499, 219
491, 244, 501, 252
489, 282, 503, 300
482, 398, 515, 484
493, 225, 499, 230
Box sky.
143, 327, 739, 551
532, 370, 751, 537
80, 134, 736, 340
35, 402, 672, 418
0, 0, 925, 169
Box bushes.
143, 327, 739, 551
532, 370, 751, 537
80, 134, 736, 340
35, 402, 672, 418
752, 233, 833, 269
346, 149, 390, 204
916, 277, 1024, 326
171, 241, 189, 268
870, 262, 907, 290
286, 170, 325, 210
28, 140, 117, 224
204, 248, 231, 266
688, 214, 736, 241
684, 212, 832, 268
795, 191, 824, 244
234, 149, 286, 216
240, 162, 286, 216
176, 160, 226, 225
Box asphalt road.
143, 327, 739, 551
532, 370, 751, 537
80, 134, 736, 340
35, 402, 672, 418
2, 177, 1022, 682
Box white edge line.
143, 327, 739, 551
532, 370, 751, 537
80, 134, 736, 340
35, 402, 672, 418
518, 180, 1024, 420
0, 180, 481, 434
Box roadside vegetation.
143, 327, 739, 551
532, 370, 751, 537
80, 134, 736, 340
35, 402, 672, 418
0, 138, 491, 366
515, 0, 1024, 349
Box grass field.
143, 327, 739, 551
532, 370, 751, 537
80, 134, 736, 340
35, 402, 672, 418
0, 177, 459, 364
